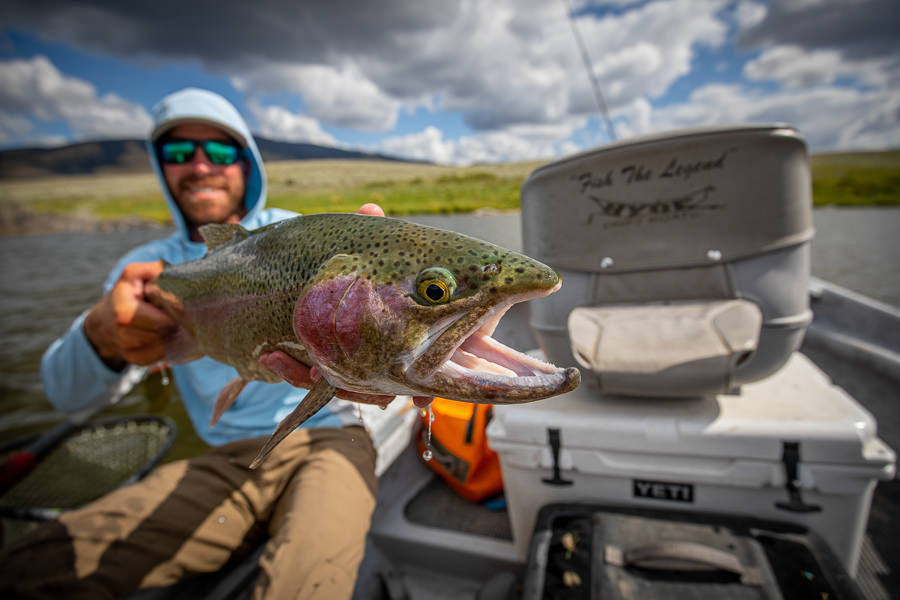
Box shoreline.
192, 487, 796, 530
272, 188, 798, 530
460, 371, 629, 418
0, 205, 168, 237
1, 203, 895, 238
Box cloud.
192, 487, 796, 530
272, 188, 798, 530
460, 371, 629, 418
646, 83, 900, 151
1, 1, 897, 159
380, 119, 585, 165
744, 45, 897, 89
245, 100, 337, 146
1, 0, 730, 135
232, 63, 400, 132
0, 55, 151, 144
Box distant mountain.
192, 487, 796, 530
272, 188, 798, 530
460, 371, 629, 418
0, 137, 410, 180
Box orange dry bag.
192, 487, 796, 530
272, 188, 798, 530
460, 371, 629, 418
416, 397, 504, 502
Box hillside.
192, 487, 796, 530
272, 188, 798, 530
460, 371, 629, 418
0, 137, 408, 180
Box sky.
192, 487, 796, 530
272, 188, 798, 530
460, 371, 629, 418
1, 0, 898, 165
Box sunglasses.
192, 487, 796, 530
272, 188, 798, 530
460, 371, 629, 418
159, 139, 242, 166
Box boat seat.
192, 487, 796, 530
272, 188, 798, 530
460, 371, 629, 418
521, 125, 814, 397
569, 299, 762, 396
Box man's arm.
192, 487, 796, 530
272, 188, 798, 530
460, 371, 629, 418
41, 261, 176, 414
83, 261, 175, 370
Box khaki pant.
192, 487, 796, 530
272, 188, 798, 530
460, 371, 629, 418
0, 426, 377, 600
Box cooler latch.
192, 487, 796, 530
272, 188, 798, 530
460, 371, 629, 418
775, 441, 822, 513
542, 428, 573, 486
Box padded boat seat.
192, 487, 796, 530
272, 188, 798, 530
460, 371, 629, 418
569, 300, 762, 396
521, 125, 814, 397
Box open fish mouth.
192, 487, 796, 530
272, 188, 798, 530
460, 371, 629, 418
409, 283, 580, 402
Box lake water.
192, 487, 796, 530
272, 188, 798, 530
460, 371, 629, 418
1, 208, 897, 448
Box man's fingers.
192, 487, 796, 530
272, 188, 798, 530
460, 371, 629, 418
111, 261, 175, 329
356, 203, 385, 217
115, 326, 164, 350
259, 351, 315, 388
121, 345, 167, 366
121, 260, 165, 281
130, 301, 177, 331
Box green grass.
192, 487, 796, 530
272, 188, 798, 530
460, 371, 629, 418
268, 171, 523, 215
810, 150, 900, 207
0, 151, 897, 227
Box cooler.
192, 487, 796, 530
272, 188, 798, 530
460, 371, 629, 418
486, 353, 896, 576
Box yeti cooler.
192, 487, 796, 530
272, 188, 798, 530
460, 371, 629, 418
486, 353, 896, 575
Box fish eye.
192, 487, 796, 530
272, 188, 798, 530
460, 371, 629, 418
415, 267, 456, 305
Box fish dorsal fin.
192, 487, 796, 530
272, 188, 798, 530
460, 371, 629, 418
199, 223, 250, 252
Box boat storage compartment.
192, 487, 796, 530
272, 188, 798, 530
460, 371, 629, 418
521, 125, 815, 396
486, 353, 896, 575
521, 503, 864, 600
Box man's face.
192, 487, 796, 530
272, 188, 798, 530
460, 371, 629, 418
160, 123, 248, 228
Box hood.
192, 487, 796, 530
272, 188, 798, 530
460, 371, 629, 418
147, 88, 267, 242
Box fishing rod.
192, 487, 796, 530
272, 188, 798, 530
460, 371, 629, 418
560, 0, 617, 142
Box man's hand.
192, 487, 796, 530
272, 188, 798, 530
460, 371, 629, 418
84, 261, 176, 370
261, 203, 433, 409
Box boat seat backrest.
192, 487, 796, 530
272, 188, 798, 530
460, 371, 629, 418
521, 125, 814, 397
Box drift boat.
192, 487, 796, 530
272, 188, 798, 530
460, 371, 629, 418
4, 126, 897, 600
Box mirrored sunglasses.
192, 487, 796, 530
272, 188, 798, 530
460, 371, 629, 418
159, 139, 242, 166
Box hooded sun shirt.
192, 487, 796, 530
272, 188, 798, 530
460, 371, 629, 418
41, 88, 358, 445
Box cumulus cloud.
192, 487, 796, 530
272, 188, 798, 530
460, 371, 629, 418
744, 45, 896, 89
647, 83, 900, 150
1, 0, 730, 135
0, 55, 151, 145
380, 118, 586, 165
245, 100, 337, 146
1, 1, 898, 159
233, 63, 400, 132
738, 0, 900, 61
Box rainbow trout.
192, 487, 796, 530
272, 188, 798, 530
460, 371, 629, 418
147, 213, 579, 466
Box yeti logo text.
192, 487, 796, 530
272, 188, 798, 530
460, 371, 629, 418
633, 479, 694, 503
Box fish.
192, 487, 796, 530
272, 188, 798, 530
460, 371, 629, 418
146, 213, 580, 467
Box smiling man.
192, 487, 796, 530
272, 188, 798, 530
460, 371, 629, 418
0, 88, 388, 599
157, 123, 249, 239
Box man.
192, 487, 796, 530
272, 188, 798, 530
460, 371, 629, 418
0, 88, 393, 599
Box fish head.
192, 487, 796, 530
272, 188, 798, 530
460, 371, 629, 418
293, 216, 580, 403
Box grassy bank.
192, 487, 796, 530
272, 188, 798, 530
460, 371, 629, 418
0, 152, 897, 230
810, 150, 900, 207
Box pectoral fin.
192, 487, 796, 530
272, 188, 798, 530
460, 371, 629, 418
210, 376, 249, 426
249, 378, 337, 469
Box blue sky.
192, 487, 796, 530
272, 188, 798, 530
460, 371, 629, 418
1, 0, 898, 164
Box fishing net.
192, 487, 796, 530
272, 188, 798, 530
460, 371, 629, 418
0, 416, 176, 517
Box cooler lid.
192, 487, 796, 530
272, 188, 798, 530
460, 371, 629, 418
489, 353, 891, 466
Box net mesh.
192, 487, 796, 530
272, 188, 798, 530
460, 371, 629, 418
0, 417, 175, 511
